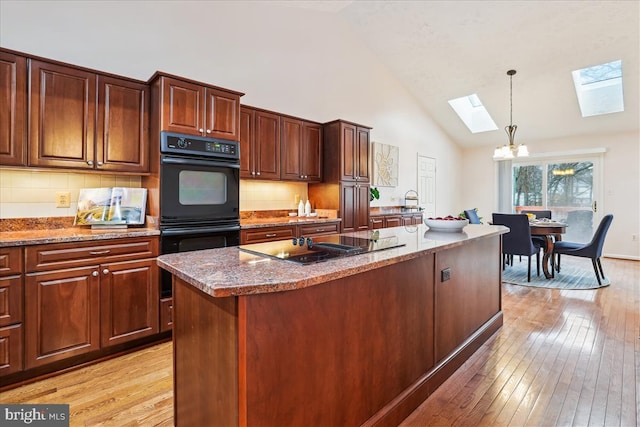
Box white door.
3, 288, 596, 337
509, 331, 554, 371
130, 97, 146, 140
418, 155, 436, 218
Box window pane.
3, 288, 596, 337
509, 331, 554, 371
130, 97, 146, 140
548, 162, 594, 242
513, 165, 543, 210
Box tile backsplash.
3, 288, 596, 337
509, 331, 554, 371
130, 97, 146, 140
0, 169, 311, 219
0, 169, 141, 219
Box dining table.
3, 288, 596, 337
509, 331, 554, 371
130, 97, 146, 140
529, 220, 567, 279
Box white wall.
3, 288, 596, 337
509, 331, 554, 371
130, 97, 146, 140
0, 0, 461, 216
461, 131, 640, 259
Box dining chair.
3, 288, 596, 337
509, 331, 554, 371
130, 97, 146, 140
553, 214, 613, 286
520, 209, 552, 219
464, 209, 481, 224
492, 213, 542, 282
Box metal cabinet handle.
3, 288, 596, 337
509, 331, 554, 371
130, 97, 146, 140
102, 269, 110, 275
198, 128, 204, 133
92, 271, 99, 277
87, 160, 94, 166
265, 233, 277, 238
97, 161, 103, 166
256, 172, 261, 176
206, 129, 211, 134
89, 250, 111, 255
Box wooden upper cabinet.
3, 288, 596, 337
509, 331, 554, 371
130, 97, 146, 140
28, 59, 150, 173
281, 118, 322, 182
97, 76, 149, 173
158, 76, 241, 141
239, 107, 254, 177
29, 60, 97, 170
204, 87, 239, 141
240, 106, 280, 180
356, 126, 370, 182
280, 117, 303, 181
322, 120, 371, 183
0, 50, 27, 166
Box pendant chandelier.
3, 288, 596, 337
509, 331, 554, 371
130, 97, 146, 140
493, 69, 529, 160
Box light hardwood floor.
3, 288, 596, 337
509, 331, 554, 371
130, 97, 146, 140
1, 257, 638, 427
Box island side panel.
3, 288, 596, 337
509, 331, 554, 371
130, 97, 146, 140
173, 277, 238, 427
434, 236, 502, 362
239, 254, 435, 427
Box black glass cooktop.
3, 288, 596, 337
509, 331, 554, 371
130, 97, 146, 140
239, 234, 405, 265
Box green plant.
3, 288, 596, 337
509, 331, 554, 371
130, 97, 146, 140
370, 187, 380, 202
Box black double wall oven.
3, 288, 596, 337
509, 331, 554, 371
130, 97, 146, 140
159, 131, 240, 297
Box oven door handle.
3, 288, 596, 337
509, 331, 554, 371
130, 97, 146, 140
161, 156, 240, 169
161, 225, 241, 236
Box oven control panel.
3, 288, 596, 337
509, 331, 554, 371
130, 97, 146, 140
161, 131, 239, 160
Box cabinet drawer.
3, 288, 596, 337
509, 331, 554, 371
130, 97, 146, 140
25, 237, 159, 272
0, 323, 23, 376
0, 247, 23, 276
241, 226, 296, 244
298, 222, 340, 237
0, 276, 23, 327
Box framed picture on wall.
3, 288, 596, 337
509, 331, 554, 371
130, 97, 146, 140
372, 142, 399, 187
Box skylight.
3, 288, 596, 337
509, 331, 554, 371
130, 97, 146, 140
572, 60, 624, 117
448, 94, 498, 133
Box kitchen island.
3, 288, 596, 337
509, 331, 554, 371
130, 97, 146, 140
157, 223, 507, 427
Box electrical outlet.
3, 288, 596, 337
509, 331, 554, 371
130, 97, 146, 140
633, 234, 638, 241
441, 267, 451, 282
56, 191, 71, 208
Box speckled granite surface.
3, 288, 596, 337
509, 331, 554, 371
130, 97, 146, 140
240, 216, 341, 228
0, 217, 159, 247
157, 224, 508, 298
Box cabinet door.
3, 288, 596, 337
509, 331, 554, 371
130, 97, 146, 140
356, 127, 370, 182
100, 259, 159, 347
385, 216, 402, 228
204, 87, 240, 141
160, 77, 204, 136
25, 266, 101, 369
0, 51, 27, 166
412, 214, 423, 225
280, 117, 303, 181
239, 106, 254, 178
355, 184, 371, 231
0, 324, 22, 376
302, 122, 322, 182
0, 276, 23, 327
241, 226, 296, 244
298, 222, 340, 237
254, 110, 280, 180
29, 60, 96, 169
340, 183, 356, 232
96, 76, 149, 173
340, 122, 357, 181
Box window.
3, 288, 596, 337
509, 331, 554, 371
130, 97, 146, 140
448, 94, 498, 133
572, 60, 624, 117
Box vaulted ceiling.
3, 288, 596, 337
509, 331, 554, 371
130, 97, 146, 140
288, 1, 639, 149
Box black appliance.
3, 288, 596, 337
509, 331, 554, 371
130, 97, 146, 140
159, 131, 241, 297
239, 234, 405, 265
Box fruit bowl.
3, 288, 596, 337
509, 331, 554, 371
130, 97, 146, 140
424, 216, 469, 232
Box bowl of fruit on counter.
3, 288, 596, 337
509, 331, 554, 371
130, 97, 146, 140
424, 215, 469, 232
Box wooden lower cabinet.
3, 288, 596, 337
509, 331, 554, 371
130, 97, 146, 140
160, 297, 173, 332
0, 247, 24, 376
241, 226, 296, 244
21, 237, 160, 372
25, 266, 101, 369
297, 222, 339, 237
370, 212, 423, 229
100, 259, 159, 347
384, 215, 402, 228
0, 324, 22, 376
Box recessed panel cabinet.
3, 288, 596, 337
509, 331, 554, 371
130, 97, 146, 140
28, 59, 149, 173
24, 237, 159, 369
0, 51, 27, 166
280, 117, 322, 182
240, 106, 280, 179
340, 182, 370, 233
0, 247, 23, 377
156, 75, 241, 141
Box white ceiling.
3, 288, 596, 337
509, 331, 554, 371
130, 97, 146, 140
291, 1, 640, 149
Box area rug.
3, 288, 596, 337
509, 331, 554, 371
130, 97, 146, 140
501, 256, 611, 289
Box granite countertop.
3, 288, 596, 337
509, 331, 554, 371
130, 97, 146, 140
241, 216, 341, 229
0, 227, 161, 247
157, 224, 508, 298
